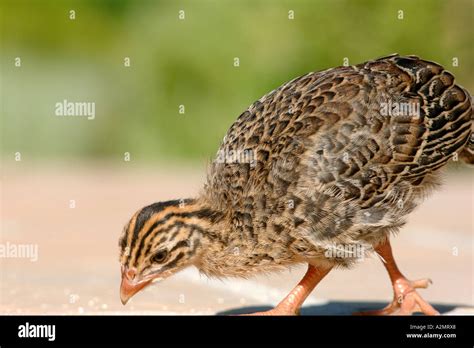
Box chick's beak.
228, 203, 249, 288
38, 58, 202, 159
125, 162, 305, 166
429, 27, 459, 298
120, 267, 153, 305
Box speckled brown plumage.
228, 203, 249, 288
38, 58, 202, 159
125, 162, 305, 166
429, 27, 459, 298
118, 54, 472, 313
199, 54, 472, 275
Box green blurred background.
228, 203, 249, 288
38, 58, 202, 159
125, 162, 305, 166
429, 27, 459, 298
1, 0, 473, 164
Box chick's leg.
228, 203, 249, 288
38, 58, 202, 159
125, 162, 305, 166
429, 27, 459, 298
244, 264, 331, 316
355, 238, 439, 316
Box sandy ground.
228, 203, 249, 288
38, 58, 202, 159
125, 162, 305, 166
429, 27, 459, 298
0, 162, 472, 315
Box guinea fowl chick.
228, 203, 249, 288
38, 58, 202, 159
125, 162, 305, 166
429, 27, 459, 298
118, 54, 473, 315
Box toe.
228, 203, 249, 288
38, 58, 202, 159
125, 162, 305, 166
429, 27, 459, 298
397, 293, 417, 315
398, 292, 440, 315
412, 292, 440, 315
354, 276, 439, 316
410, 278, 432, 289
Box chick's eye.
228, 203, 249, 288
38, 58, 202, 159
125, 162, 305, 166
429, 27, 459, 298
151, 250, 168, 263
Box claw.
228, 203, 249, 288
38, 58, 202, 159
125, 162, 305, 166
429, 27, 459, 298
354, 277, 439, 316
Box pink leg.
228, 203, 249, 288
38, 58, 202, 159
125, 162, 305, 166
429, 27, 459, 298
355, 238, 439, 316
243, 264, 331, 315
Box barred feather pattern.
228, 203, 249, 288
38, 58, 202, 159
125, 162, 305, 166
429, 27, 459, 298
199, 54, 472, 275
120, 54, 472, 279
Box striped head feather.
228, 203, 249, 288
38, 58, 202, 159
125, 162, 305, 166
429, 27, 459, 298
118, 199, 221, 304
